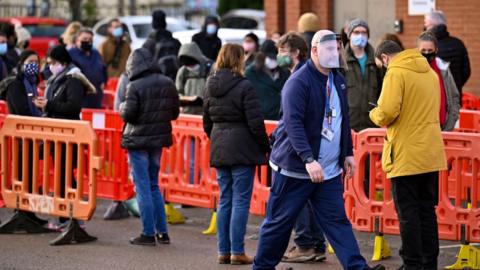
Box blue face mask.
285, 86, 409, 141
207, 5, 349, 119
0, 43, 7, 55
351, 34, 368, 48
206, 24, 217, 35
112, 27, 123, 38
24, 62, 40, 78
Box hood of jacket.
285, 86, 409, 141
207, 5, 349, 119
432, 24, 450, 40
202, 15, 220, 32
66, 66, 96, 94
178, 43, 209, 64
207, 69, 244, 98
388, 49, 431, 74
126, 48, 155, 80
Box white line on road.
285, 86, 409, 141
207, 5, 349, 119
440, 244, 480, 249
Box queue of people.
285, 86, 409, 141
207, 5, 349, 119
0, 8, 472, 270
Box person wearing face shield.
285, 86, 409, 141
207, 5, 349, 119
192, 15, 222, 62
99, 18, 132, 78
417, 31, 460, 132
370, 41, 447, 270
245, 39, 290, 121
253, 30, 385, 270
68, 28, 107, 108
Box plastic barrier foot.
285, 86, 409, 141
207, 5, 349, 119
446, 244, 480, 269
371, 235, 392, 261
103, 201, 130, 220
165, 203, 185, 224
124, 197, 140, 217
328, 244, 335, 254
202, 211, 217, 235
0, 211, 55, 234
49, 219, 97, 246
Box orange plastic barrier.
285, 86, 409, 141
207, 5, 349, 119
0, 115, 102, 220
345, 128, 480, 242
462, 92, 480, 110
105, 77, 120, 92
102, 90, 116, 110
250, 120, 277, 216
81, 109, 134, 201
0, 101, 8, 207
159, 114, 219, 209
459, 109, 480, 132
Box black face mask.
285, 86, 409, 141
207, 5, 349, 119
422, 52, 436, 63
81, 41, 93, 52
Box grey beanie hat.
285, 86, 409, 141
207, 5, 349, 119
348, 18, 370, 37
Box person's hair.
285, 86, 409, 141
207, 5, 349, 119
0, 22, 15, 39
77, 27, 94, 38
244, 32, 259, 49
0, 31, 6, 38
277, 32, 308, 60
379, 33, 404, 50
214, 44, 244, 75
426, 10, 446, 25
62, 21, 83, 45
375, 40, 403, 60
108, 18, 121, 27
417, 31, 438, 48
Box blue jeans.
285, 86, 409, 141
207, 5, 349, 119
128, 149, 168, 236
253, 173, 368, 270
216, 165, 255, 255
294, 201, 326, 252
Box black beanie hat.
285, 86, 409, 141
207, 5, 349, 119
152, 10, 167, 30
17, 49, 38, 68
48, 45, 72, 65
260, 39, 278, 59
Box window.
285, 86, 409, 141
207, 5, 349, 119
24, 25, 66, 37
220, 17, 258, 29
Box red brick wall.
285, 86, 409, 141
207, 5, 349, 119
265, 0, 333, 35
396, 0, 480, 94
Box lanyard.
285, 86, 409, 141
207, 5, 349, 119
325, 72, 334, 126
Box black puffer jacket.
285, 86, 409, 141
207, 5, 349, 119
120, 48, 180, 150
203, 69, 269, 167
432, 24, 471, 95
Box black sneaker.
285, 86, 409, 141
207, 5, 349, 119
129, 234, 156, 246
368, 264, 386, 270
156, 233, 170, 244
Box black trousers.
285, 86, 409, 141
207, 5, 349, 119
391, 172, 439, 270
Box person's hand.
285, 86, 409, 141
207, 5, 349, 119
33, 97, 47, 109
344, 156, 356, 180
306, 160, 324, 183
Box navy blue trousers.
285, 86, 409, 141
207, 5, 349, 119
253, 172, 368, 270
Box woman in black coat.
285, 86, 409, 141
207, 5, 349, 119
203, 44, 269, 265
0, 49, 47, 226
33, 45, 96, 230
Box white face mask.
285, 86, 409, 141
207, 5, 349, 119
265, 57, 278, 70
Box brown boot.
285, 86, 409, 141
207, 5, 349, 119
231, 254, 253, 265
217, 254, 231, 264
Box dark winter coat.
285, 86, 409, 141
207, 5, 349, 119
44, 65, 96, 120
0, 73, 40, 116
345, 43, 383, 132
142, 29, 181, 59
432, 24, 471, 98
120, 48, 180, 150
192, 15, 222, 61
245, 58, 290, 120
203, 69, 270, 167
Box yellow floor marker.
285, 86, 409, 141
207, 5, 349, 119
328, 244, 335, 254
202, 211, 217, 235
165, 203, 186, 224
446, 244, 480, 269
371, 234, 391, 261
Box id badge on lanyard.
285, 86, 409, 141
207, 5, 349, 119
322, 72, 335, 142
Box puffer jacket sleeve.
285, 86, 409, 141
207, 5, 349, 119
166, 80, 180, 120
202, 85, 213, 138
369, 71, 404, 127
242, 81, 270, 153
120, 83, 139, 123
46, 77, 84, 116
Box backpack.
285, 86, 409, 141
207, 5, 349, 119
154, 36, 180, 81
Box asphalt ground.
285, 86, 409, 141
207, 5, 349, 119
0, 200, 462, 270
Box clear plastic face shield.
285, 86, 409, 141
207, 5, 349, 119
316, 33, 347, 69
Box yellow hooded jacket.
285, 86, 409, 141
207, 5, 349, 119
369, 49, 447, 178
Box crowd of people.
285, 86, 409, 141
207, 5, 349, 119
0, 7, 472, 270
